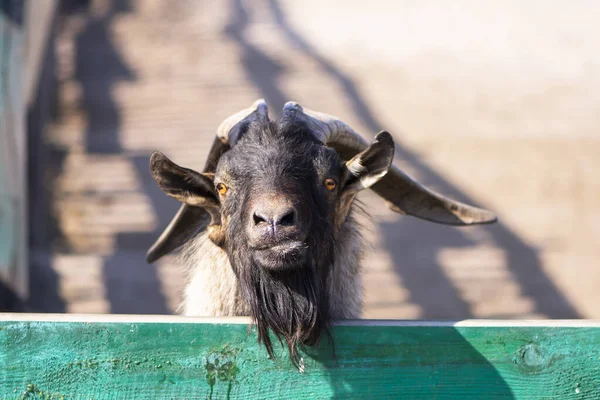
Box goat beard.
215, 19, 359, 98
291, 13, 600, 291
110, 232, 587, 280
231, 250, 332, 364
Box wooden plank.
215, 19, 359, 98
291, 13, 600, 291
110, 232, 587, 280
24, 0, 58, 107
1, 316, 599, 399
2, 313, 600, 326
0, 0, 27, 301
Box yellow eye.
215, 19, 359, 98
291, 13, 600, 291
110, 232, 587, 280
324, 178, 337, 191
216, 183, 228, 195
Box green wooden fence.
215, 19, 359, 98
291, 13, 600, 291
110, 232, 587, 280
1, 0, 58, 309
1, 314, 599, 399
0, 0, 27, 305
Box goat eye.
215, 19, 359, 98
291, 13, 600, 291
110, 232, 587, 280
216, 183, 228, 195
324, 178, 337, 191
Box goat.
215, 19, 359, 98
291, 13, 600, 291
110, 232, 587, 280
148, 100, 496, 361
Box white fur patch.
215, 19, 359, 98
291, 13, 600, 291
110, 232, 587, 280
180, 234, 249, 316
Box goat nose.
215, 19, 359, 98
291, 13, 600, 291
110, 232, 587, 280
253, 205, 297, 229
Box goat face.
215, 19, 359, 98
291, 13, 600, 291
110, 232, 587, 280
216, 117, 393, 268
219, 134, 336, 272
149, 99, 497, 363
150, 110, 395, 361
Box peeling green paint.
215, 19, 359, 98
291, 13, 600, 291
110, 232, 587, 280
205, 346, 240, 400
19, 384, 67, 400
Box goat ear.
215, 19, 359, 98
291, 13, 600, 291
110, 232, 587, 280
150, 151, 219, 208
342, 131, 395, 194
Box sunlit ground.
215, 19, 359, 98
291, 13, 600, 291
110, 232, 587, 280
30, 0, 600, 319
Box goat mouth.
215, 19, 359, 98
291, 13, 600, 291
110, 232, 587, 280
252, 241, 308, 270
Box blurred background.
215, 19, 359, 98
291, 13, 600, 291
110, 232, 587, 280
1, 0, 598, 319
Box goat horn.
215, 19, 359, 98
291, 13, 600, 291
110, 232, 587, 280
283, 101, 497, 226
147, 99, 269, 263
217, 99, 269, 145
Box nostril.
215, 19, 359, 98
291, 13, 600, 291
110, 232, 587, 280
253, 212, 269, 226
278, 210, 296, 226
252, 206, 296, 229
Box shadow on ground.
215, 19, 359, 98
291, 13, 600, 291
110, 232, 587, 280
27, 0, 65, 312
226, 0, 580, 319
76, 0, 174, 314
29, 0, 176, 314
